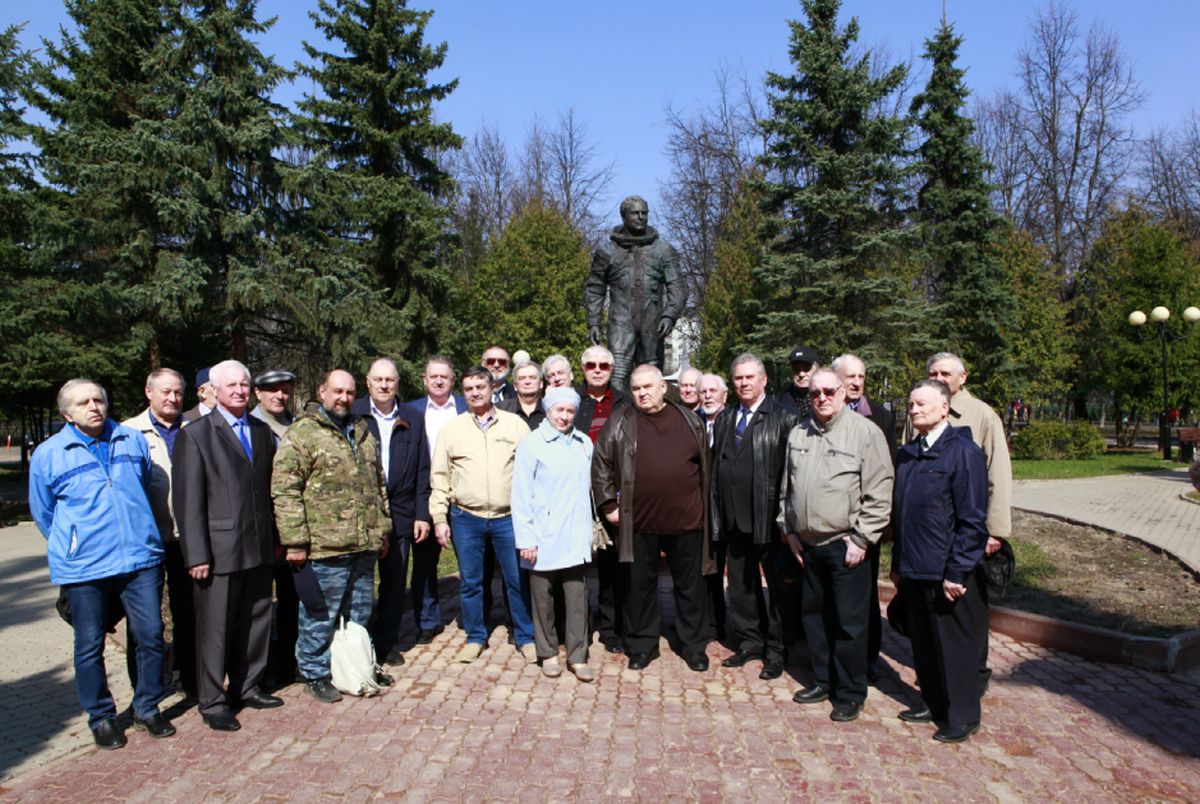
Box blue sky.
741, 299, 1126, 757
13, 1, 1200, 220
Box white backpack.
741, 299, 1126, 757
330, 618, 386, 697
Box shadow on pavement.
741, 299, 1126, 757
0, 663, 83, 782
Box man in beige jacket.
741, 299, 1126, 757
910, 352, 1011, 694
430, 365, 533, 664
779, 368, 893, 722
123, 368, 196, 699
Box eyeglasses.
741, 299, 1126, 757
809, 387, 841, 398
584, 362, 612, 371
483, 357, 508, 367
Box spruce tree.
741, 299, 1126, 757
147, 0, 289, 363
753, 0, 921, 385
288, 0, 462, 378
21, 0, 184, 407
911, 20, 1017, 402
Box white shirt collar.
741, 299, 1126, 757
921, 420, 950, 448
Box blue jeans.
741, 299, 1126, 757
64, 565, 166, 729
296, 551, 376, 681
450, 509, 533, 646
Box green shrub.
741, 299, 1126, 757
1012, 420, 1106, 460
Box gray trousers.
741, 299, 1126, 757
529, 564, 589, 665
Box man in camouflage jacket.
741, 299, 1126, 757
272, 369, 390, 702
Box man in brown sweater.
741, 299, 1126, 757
592, 364, 712, 671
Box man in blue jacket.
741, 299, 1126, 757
29, 379, 174, 749
891, 379, 989, 744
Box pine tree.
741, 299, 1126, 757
147, 0, 289, 363
753, 0, 922, 385
288, 0, 462, 379
696, 176, 765, 376
470, 200, 591, 362
20, 0, 186, 408
911, 20, 1017, 403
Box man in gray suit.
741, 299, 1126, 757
173, 359, 282, 731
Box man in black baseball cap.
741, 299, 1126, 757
776, 345, 821, 419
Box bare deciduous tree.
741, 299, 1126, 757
1141, 112, 1200, 240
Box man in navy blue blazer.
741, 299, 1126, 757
403, 356, 467, 644
353, 358, 432, 664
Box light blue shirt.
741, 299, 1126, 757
511, 420, 594, 571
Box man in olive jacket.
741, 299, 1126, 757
272, 369, 390, 704
592, 364, 714, 672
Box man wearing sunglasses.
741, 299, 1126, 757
573, 344, 630, 653
481, 345, 513, 404
778, 368, 893, 723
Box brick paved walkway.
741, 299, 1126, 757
1013, 468, 1200, 573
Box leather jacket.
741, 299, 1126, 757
709, 397, 798, 545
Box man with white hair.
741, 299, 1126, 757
908, 352, 1011, 695
697, 373, 729, 447
173, 359, 281, 731
542, 354, 574, 389
677, 366, 702, 411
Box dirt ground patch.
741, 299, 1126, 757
994, 510, 1200, 638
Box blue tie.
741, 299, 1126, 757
236, 419, 253, 461
735, 407, 750, 446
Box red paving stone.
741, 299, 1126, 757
1, 613, 1198, 803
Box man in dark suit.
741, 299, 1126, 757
181, 367, 216, 423
173, 359, 282, 731
832, 353, 896, 681
353, 357, 432, 664
405, 356, 468, 643
710, 354, 797, 679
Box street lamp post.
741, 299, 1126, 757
1128, 305, 1200, 460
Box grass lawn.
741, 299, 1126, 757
1013, 451, 1178, 480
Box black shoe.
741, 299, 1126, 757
132, 712, 176, 738
626, 649, 659, 670
201, 710, 241, 732
933, 722, 980, 743
305, 678, 343, 704
721, 649, 761, 668
792, 684, 830, 704
375, 670, 395, 687
92, 718, 127, 749
416, 625, 444, 645
980, 668, 993, 696
830, 701, 863, 722
602, 638, 625, 654
759, 660, 784, 680
684, 652, 709, 672
899, 707, 934, 723
240, 688, 284, 709
381, 648, 406, 667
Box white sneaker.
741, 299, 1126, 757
541, 657, 562, 677
519, 643, 538, 664
569, 663, 595, 683
457, 643, 484, 663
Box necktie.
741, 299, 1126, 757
919, 435, 929, 455
236, 419, 253, 460
735, 407, 750, 446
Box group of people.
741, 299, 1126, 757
29, 340, 1011, 750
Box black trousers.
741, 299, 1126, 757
193, 565, 272, 716
370, 531, 412, 658
867, 541, 882, 666
705, 540, 728, 641
800, 539, 871, 705
902, 573, 985, 728
266, 560, 299, 686
593, 532, 628, 643
724, 530, 785, 661
624, 531, 710, 655
976, 562, 992, 689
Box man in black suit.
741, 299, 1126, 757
711, 354, 797, 680
832, 353, 896, 681
173, 359, 282, 731
354, 358, 433, 664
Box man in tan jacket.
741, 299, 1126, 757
430, 365, 533, 664
779, 368, 893, 722
911, 352, 1011, 694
